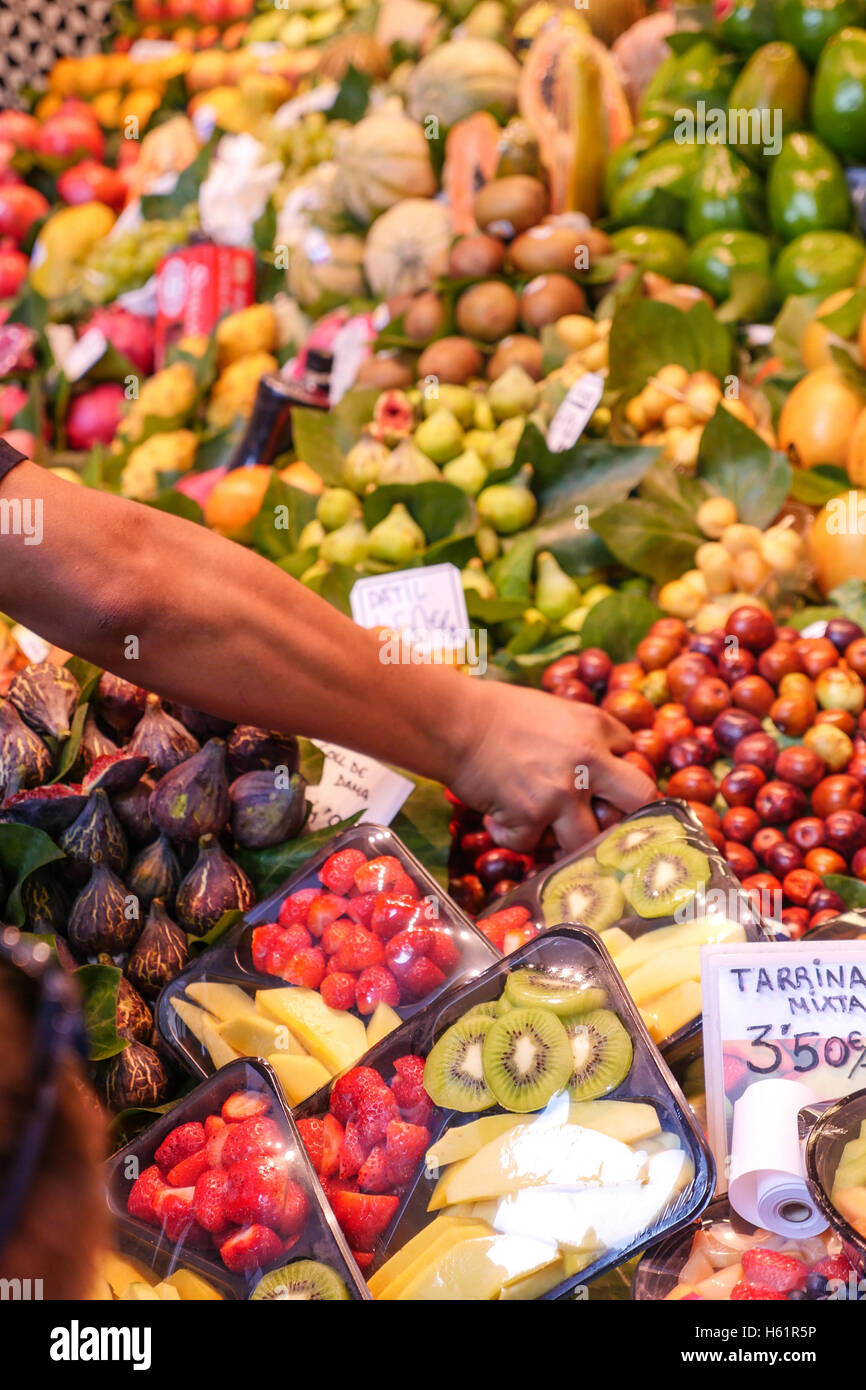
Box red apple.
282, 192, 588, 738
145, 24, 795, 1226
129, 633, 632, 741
38, 112, 105, 165
0, 184, 49, 243
0, 111, 40, 152
57, 160, 126, 211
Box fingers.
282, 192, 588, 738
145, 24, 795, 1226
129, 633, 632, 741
589, 754, 658, 814
592, 708, 634, 755
483, 812, 544, 854
551, 796, 599, 856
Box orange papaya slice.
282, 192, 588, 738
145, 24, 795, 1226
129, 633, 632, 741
443, 111, 502, 236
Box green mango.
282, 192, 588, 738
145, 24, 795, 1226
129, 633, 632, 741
812, 25, 866, 161
610, 226, 691, 280
768, 131, 852, 240
604, 117, 675, 209
610, 141, 703, 231
685, 145, 766, 242
727, 41, 811, 167
715, 0, 779, 51
774, 0, 866, 66
774, 229, 866, 296
687, 229, 773, 301
642, 39, 741, 117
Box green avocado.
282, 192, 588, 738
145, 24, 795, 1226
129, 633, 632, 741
727, 41, 811, 166
774, 229, 866, 296
685, 144, 766, 242
641, 38, 741, 119
774, 0, 866, 66
715, 0, 779, 52
609, 141, 703, 231
768, 131, 852, 240
812, 25, 866, 161
610, 227, 691, 280
604, 116, 675, 210
687, 229, 773, 302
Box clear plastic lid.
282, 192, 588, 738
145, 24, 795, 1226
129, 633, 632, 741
806, 1088, 866, 1279
807, 910, 866, 943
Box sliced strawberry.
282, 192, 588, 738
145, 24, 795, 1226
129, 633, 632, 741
224, 1156, 287, 1227
741, 1248, 807, 1293
339, 1120, 369, 1179
167, 1146, 209, 1188
427, 930, 460, 976
479, 905, 531, 950
390, 1070, 433, 1126
193, 1168, 230, 1234
384, 928, 433, 982
127, 1164, 167, 1223
355, 964, 400, 1016
391, 870, 420, 899
281, 946, 326, 989
320, 1176, 358, 1202
219, 1224, 283, 1276
351, 1248, 375, 1270
352, 856, 404, 895
204, 1114, 227, 1140
330, 1067, 388, 1126
370, 894, 426, 941
357, 1144, 390, 1194
730, 1282, 787, 1301
320, 970, 357, 1011
252, 922, 283, 973
277, 888, 321, 929
384, 1119, 429, 1188
329, 1190, 399, 1253
322, 918, 354, 956
222, 1116, 285, 1166
320, 848, 368, 895
346, 892, 377, 927
277, 1179, 310, 1238
393, 1055, 425, 1087
221, 1091, 271, 1124
321, 1114, 343, 1178
812, 1254, 854, 1283
297, 1116, 325, 1173
356, 1086, 399, 1148
503, 923, 538, 953
205, 1127, 230, 1169
153, 1185, 196, 1240
333, 925, 385, 973
307, 893, 349, 938
154, 1121, 206, 1173
404, 957, 446, 1000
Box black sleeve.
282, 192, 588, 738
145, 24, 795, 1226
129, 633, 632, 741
0, 440, 26, 484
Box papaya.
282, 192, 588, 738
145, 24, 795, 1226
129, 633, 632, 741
443, 113, 501, 237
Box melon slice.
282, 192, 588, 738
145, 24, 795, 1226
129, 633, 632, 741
162, 1269, 224, 1301
217, 1013, 306, 1058
256, 987, 367, 1073
398, 1232, 559, 1301
639, 979, 703, 1043
599, 926, 633, 958
170, 997, 214, 1046
185, 982, 258, 1022
102, 1252, 156, 1298
498, 1257, 567, 1300
439, 1122, 643, 1205
371, 1216, 492, 1301
267, 1052, 332, 1106
366, 1000, 402, 1049
200, 1017, 241, 1071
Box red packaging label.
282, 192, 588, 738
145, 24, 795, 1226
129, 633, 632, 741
154, 244, 256, 367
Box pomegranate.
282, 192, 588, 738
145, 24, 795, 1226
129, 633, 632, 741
83, 306, 154, 376
0, 185, 49, 244
65, 384, 125, 451
57, 161, 126, 211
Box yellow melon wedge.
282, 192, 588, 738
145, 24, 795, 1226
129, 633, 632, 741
256, 988, 367, 1073
185, 982, 258, 1021
170, 998, 215, 1047
102, 1252, 156, 1298
152, 1282, 181, 1300
397, 1232, 560, 1301
639, 979, 703, 1043
440, 1122, 642, 1206
200, 1016, 241, 1070
267, 1053, 332, 1106
498, 1257, 566, 1300
217, 1013, 306, 1058
371, 1217, 492, 1301
614, 916, 744, 978
162, 1269, 224, 1301
119, 1283, 160, 1301
427, 1101, 661, 1175
623, 946, 703, 1005
366, 1000, 402, 1048
426, 1115, 522, 1171
599, 927, 633, 958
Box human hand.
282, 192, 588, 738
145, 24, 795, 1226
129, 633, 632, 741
451, 681, 658, 854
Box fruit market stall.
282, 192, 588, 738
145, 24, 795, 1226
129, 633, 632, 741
5, 0, 866, 1309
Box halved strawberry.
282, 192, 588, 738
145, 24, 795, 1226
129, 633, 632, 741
154, 1122, 206, 1173
357, 1144, 390, 1194
193, 1168, 229, 1234
403, 957, 446, 1000
355, 964, 400, 1016
152, 1185, 196, 1240
321, 1114, 344, 1178
320, 848, 368, 895
503, 923, 538, 953
329, 1190, 399, 1252
277, 1179, 310, 1238
479, 905, 531, 951
330, 1068, 388, 1126
370, 894, 425, 941
221, 1091, 271, 1124
252, 922, 283, 973
339, 1120, 368, 1179
280, 946, 326, 989
352, 856, 404, 895
224, 1156, 287, 1227
297, 1116, 325, 1173
219, 1224, 283, 1276
277, 888, 321, 929
332, 925, 385, 973
346, 892, 377, 927
384, 1120, 429, 1187
320, 971, 356, 1011
392, 870, 421, 899
322, 918, 354, 955
427, 930, 460, 976
127, 1164, 167, 1223
205, 1127, 230, 1169
351, 1249, 375, 1270
307, 893, 350, 938
355, 1086, 399, 1148
167, 1147, 209, 1188
222, 1116, 285, 1166
384, 928, 433, 981
204, 1114, 226, 1139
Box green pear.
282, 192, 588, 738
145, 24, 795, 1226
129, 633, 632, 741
316, 486, 361, 531
461, 558, 497, 601
343, 437, 389, 492
535, 550, 582, 622
485, 415, 526, 472
442, 448, 488, 496
423, 385, 476, 428
378, 439, 441, 485
464, 428, 495, 461
487, 364, 538, 421
319, 517, 370, 567
560, 607, 589, 633
298, 519, 326, 550
367, 503, 426, 566
474, 397, 496, 431
477, 464, 537, 535
300, 559, 330, 586
476, 523, 500, 564
414, 408, 464, 463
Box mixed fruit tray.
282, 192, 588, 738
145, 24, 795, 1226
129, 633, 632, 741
293, 927, 714, 1300
107, 1058, 369, 1300
807, 1088, 866, 1279
479, 801, 767, 1064
157, 826, 496, 1102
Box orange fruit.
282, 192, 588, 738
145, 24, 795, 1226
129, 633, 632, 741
280, 460, 323, 495
204, 465, 272, 543
778, 366, 866, 469
809, 490, 866, 594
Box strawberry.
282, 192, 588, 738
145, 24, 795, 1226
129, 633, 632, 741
427, 930, 460, 976
320, 1176, 358, 1202
204, 1114, 226, 1140
393, 1055, 425, 1087
320, 848, 368, 895
127, 1164, 167, 1223
224, 1156, 287, 1227
384, 1120, 429, 1186
479, 905, 531, 951
277, 1179, 310, 1238
321, 1114, 344, 1177
325, 955, 357, 978
390, 1057, 431, 1122
278, 924, 314, 956
330, 1067, 388, 1126
281, 946, 327, 989
221, 1091, 270, 1124
731, 1282, 787, 1301
152, 1186, 196, 1240
222, 1116, 285, 1166
351, 1249, 375, 1270
154, 1121, 206, 1173
811, 1254, 853, 1283
307, 893, 349, 938
384, 927, 433, 981
403, 957, 446, 1000
219, 1224, 283, 1276
193, 1168, 229, 1233
346, 892, 377, 927
357, 1144, 390, 1194
741, 1248, 807, 1293
392, 870, 421, 899
370, 894, 425, 941
332, 925, 385, 973
352, 856, 404, 895
330, 1190, 399, 1252
277, 888, 321, 929
205, 1127, 230, 1169
321, 971, 357, 1011
167, 1147, 209, 1188
180, 1220, 213, 1248
339, 1120, 369, 1179
356, 1086, 399, 1148
355, 964, 401, 1016
252, 922, 282, 972
297, 1116, 326, 1172
503, 923, 538, 953
322, 919, 354, 956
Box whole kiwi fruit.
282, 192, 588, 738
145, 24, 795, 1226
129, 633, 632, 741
448, 233, 506, 279
473, 176, 549, 239
404, 291, 446, 343
355, 355, 414, 389
456, 282, 520, 342
417, 337, 483, 385
520, 273, 587, 330
487, 335, 544, 382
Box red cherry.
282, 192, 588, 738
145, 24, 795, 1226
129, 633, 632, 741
725, 841, 758, 878
723, 806, 762, 844
782, 868, 822, 907
720, 765, 766, 807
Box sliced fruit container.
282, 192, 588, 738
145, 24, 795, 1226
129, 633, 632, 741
631, 1196, 856, 1301
806, 1088, 866, 1278
157, 823, 497, 1090
294, 926, 715, 1301
478, 799, 767, 1065
106, 1057, 370, 1301
806, 910, 866, 943
97, 1227, 236, 1302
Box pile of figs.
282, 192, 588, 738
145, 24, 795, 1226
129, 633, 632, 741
0, 661, 307, 1110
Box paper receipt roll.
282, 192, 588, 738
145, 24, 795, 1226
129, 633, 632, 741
728, 1078, 828, 1238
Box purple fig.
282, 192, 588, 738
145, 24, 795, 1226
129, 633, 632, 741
175, 833, 254, 936
9, 661, 80, 740
113, 776, 157, 845
0, 700, 52, 798
68, 861, 138, 956
59, 788, 128, 884
79, 712, 118, 769
125, 899, 188, 1000
167, 703, 233, 739
148, 738, 230, 842
126, 694, 199, 774
127, 832, 181, 912
226, 725, 300, 780
4, 784, 87, 833
21, 866, 68, 936
229, 769, 307, 849
116, 975, 153, 1043
81, 750, 149, 795
102, 1040, 168, 1111
96, 671, 146, 734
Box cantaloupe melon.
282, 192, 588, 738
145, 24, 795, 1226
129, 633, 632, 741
336, 100, 436, 225
363, 197, 452, 298
406, 39, 520, 130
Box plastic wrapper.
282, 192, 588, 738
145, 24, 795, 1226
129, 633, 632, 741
807, 1089, 866, 1279
807, 909, 866, 944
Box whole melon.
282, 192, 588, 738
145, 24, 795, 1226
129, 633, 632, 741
363, 198, 452, 298
288, 230, 366, 307
406, 38, 520, 129
336, 100, 437, 225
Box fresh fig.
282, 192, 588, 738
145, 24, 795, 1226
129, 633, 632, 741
175, 834, 254, 936
0, 700, 52, 798
79, 712, 118, 769
21, 866, 69, 935
8, 661, 80, 740
148, 738, 230, 842
126, 694, 199, 774
102, 1040, 168, 1111
113, 776, 157, 845
67, 861, 138, 956
4, 784, 87, 833
226, 726, 300, 780
116, 975, 153, 1043
81, 751, 149, 795
229, 770, 308, 849
125, 899, 189, 1000
167, 703, 233, 739
59, 788, 128, 884
96, 671, 146, 734
127, 832, 181, 912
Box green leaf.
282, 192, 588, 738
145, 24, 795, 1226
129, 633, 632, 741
698, 405, 792, 528
822, 875, 866, 909
301, 561, 357, 616
789, 465, 850, 507
76, 963, 128, 1061
362, 480, 474, 546
830, 344, 866, 392
194, 428, 237, 472
389, 773, 453, 891
505, 632, 583, 673
608, 298, 734, 397
578, 592, 663, 663
716, 270, 775, 327
489, 531, 536, 602
0, 824, 66, 924
830, 579, 866, 631
52, 661, 103, 784
148, 489, 203, 524
789, 605, 840, 631
235, 815, 363, 897
297, 737, 326, 786
188, 909, 245, 957
252, 472, 317, 561
329, 65, 372, 123
772, 294, 820, 370
291, 390, 377, 487
820, 289, 866, 338
111, 1097, 186, 1148
593, 464, 710, 585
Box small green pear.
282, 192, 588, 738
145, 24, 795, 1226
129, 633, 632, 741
442, 448, 488, 496
300, 559, 330, 587
319, 517, 370, 567
583, 583, 615, 608
423, 385, 476, 427
476, 523, 500, 564
461, 557, 497, 601
487, 364, 538, 421
464, 428, 495, 461
485, 415, 526, 471
477, 464, 537, 535
474, 396, 496, 431
378, 439, 441, 485
414, 408, 464, 463
343, 436, 389, 493
535, 550, 582, 622
298, 519, 326, 551
316, 487, 361, 531
367, 503, 426, 565
560, 607, 589, 633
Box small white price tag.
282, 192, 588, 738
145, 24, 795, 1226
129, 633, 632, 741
305, 741, 413, 832
702, 939, 866, 1188
63, 329, 107, 383
546, 372, 605, 453
350, 563, 472, 662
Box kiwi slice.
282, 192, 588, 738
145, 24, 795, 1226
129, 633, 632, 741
424, 1013, 496, 1112
595, 815, 686, 872
560, 1008, 633, 1100
504, 968, 607, 1016
464, 1001, 499, 1021
250, 1260, 351, 1301
540, 866, 624, 930
481, 1006, 573, 1113
625, 842, 710, 920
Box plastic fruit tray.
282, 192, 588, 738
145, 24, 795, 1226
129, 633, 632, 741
478, 799, 768, 1066
632, 1197, 734, 1300
295, 926, 715, 1301
806, 1088, 866, 1276
157, 823, 497, 1082
806, 910, 866, 943
105, 1057, 370, 1300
